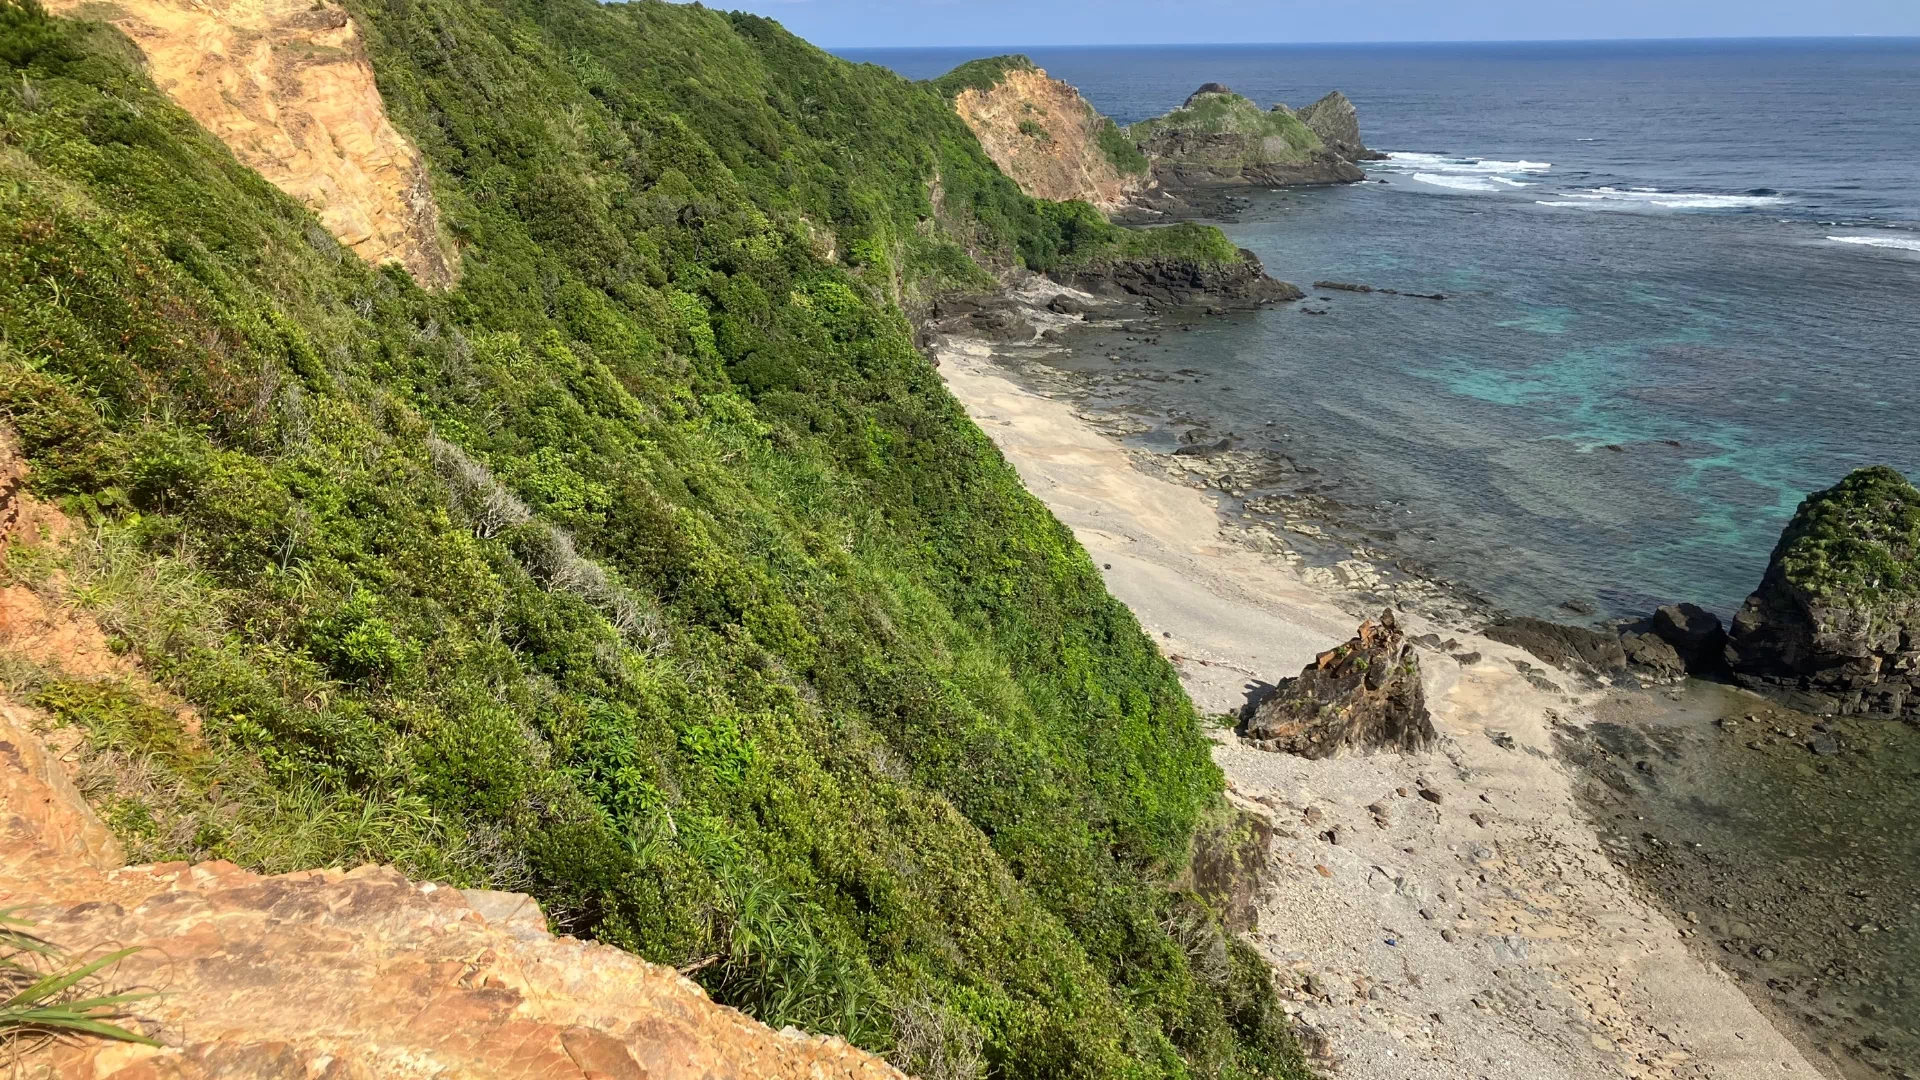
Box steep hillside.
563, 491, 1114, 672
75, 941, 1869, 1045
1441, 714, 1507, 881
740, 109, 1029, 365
0, 1, 1305, 1078
1130, 86, 1363, 188
935, 56, 1147, 214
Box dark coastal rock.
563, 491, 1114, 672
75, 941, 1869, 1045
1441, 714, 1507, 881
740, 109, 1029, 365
1239, 610, 1436, 758
1725, 466, 1920, 722
1621, 631, 1687, 682
1047, 293, 1096, 316
1295, 90, 1388, 161
1483, 616, 1628, 678
1653, 602, 1728, 669
1048, 248, 1304, 309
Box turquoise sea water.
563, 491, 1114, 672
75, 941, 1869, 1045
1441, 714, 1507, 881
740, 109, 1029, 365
851, 41, 1920, 620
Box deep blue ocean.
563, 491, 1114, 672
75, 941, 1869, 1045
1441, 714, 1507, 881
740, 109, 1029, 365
847, 41, 1920, 621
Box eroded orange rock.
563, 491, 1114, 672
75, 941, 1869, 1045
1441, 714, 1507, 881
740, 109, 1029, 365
46, 0, 458, 289
953, 67, 1145, 213
0, 703, 907, 1080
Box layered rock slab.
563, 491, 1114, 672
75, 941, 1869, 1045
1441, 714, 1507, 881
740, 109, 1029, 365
0, 704, 904, 1080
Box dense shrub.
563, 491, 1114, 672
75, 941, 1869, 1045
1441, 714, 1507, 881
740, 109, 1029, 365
0, 1, 1304, 1076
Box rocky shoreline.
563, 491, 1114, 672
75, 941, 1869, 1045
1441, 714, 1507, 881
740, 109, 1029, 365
924, 280, 1838, 1080
924, 269, 1920, 1079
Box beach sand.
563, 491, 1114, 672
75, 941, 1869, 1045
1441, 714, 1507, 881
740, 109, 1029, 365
935, 329, 1828, 1080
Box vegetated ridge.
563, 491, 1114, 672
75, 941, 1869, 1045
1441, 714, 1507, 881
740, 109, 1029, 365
0, 0, 1308, 1077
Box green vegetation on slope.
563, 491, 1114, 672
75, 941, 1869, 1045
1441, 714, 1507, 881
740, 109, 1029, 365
1773, 467, 1920, 603
928, 54, 1041, 100
0, 1, 1302, 1078
1129, 90, 1324, 165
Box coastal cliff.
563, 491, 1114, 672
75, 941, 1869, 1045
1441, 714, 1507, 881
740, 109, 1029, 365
937, 56, 1148, 213
1726, 466, 1920, 721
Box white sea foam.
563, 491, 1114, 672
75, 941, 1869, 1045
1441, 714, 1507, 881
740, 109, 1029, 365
1489, 176, 1533, 188
1539, 186, 1787, 211
1827, 234, 1920, 252
1383, 151, 1552, 175
1411, 172, 1501, 192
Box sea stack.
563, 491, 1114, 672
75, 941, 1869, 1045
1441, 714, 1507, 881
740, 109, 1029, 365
1295, 90, 1388, 161
1127, 84, 1367, 189
1240, 611, 1436, 757
1725, 466, 1920, 721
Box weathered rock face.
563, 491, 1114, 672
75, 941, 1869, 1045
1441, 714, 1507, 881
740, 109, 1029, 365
1239, 611, 1436, 758
1294, 91, 1386, 162
45, 0, 458, 289
1726, 466, 1920, 721
1128, 86, 1366, 192
952, 66, 1147, 212
0, 701, 907, 1080
1047, 248, 1304, 308
1620, 603, 1729, 682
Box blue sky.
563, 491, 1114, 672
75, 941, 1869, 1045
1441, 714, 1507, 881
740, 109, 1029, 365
694, 0, 1920, 48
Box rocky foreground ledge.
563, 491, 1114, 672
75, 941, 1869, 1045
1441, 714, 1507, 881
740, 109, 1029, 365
0, 699, 902, 1080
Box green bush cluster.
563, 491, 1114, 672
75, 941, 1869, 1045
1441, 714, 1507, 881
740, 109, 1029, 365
1774, 466, 1920, 603
0, 1, 1302, 1076
1129, 91, 1324, 166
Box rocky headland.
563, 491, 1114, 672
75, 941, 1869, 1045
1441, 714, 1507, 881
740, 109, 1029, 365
939, 61, 1381, 217
1127, 85, 1366, 192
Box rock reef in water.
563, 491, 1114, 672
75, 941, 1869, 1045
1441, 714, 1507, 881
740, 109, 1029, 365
1725, 466, 1920, 721
1239, 611, 1436, 757
1049, 247, 1304, 308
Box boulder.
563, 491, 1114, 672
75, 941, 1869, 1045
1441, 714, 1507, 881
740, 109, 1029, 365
1185, 82, 1235, 106
1725, 466, 1920, 721
1621, 631, 1687, 682
1483, 616, 1628, 677
1239, 610, 1436, 758
1652, 602, 1727, 670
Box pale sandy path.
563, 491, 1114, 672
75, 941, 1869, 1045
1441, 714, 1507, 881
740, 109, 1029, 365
936, 333, 1826, 1080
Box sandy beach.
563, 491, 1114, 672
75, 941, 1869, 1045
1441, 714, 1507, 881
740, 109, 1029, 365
934, 323, 1828, 1080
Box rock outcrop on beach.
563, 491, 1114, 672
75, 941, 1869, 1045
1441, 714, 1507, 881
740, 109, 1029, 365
1725, 466, 1920, 721
1483, 616, 1628, 680
1239, 611, 1436, 757
1294, 91, 1386, 162
1128, 85, 1366, 190
938, 56, 1149, 213
0, 701, 906, 1080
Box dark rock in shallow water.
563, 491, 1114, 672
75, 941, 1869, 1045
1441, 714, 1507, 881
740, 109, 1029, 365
1653, 602, 1728, 670
1725, 466, 1920, 722
1049, 248, 1303, 309
1239, 610, 1435, 758
1483, 616, 1628, 677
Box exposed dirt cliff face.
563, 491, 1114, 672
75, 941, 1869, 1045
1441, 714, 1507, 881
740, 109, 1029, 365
953, 67, 1146, 213
0, 703, 908, 1080
46, 0, 457, 289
